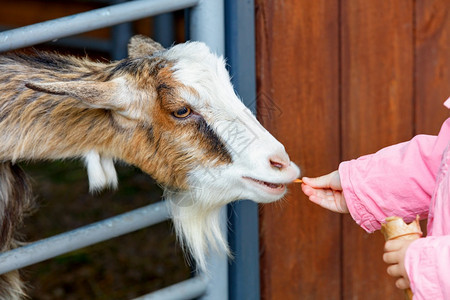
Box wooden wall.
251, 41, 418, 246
256, 0, 450, 299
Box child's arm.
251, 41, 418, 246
337, 128, 447, 232
301, 130, 439, 223
338, 117, 450, 231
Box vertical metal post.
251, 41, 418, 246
190, 1, 227, 299
190, 0, 224, 55
110, 0, 134, 60
225, 1, 260, 299
111, 23, 134, 60
153, 13, 176, 48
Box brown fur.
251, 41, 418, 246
0, 163, 33, 299
0, 39, 232, 298
0, 51, 230, 186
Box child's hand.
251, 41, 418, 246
301, 171, 349, 213
383, 239, 416, 290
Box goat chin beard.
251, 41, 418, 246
164, 188, 232, 273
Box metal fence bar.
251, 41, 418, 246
225, 0, 260, 299
0, 201, 169, 275
190, 1, 228, 299
153, 13, 176, 48
190, 0, 224, 55
0, 0, 199, 52
110, 0, 134, 60
133, 275, 208, 300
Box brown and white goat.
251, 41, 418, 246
0, 35, 300, 298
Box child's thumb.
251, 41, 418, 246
302, 175, 331, 188
302, 171, 341, 190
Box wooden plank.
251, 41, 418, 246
255, 0, 341, 299
340, 0, 414, 298
415, 0, 450, 134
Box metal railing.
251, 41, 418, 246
0, 0, 227, 299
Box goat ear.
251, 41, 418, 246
128, 35, 165, 58
25, 79, 126, 111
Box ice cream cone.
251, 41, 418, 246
381, 215, 422, 300
381, 215, 422, 241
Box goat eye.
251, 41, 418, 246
173, 107, 191, 119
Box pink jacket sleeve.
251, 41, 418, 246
405, 236, 450, 299
339, 119, 450, 232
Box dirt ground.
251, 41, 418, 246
19, 161, 191, 299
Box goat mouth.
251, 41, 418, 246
243, 176, 286, 195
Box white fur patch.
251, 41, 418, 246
166, 189, 230, 272
84, 150, 118, 192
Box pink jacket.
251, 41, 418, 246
339, 98, 450, 300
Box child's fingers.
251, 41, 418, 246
383, 251, 400, 264
301, 183, 315, 197
302, 185, 333, 200
395, 277, 410, 290
303, 187, 332, 202
386, 264, 402, 277
310, 195, 337, 211
384, 240, 403, 252
307, 190, 347, 213
302, 173, 333, 188
302, 171, 341, 190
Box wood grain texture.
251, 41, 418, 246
257, 0, 449, 299
341, 0, 415, 157
255, 0, 341, 299
340, 0, 414, 299
415, 0, 450, 134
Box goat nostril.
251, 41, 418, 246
270, 159, 285, 169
